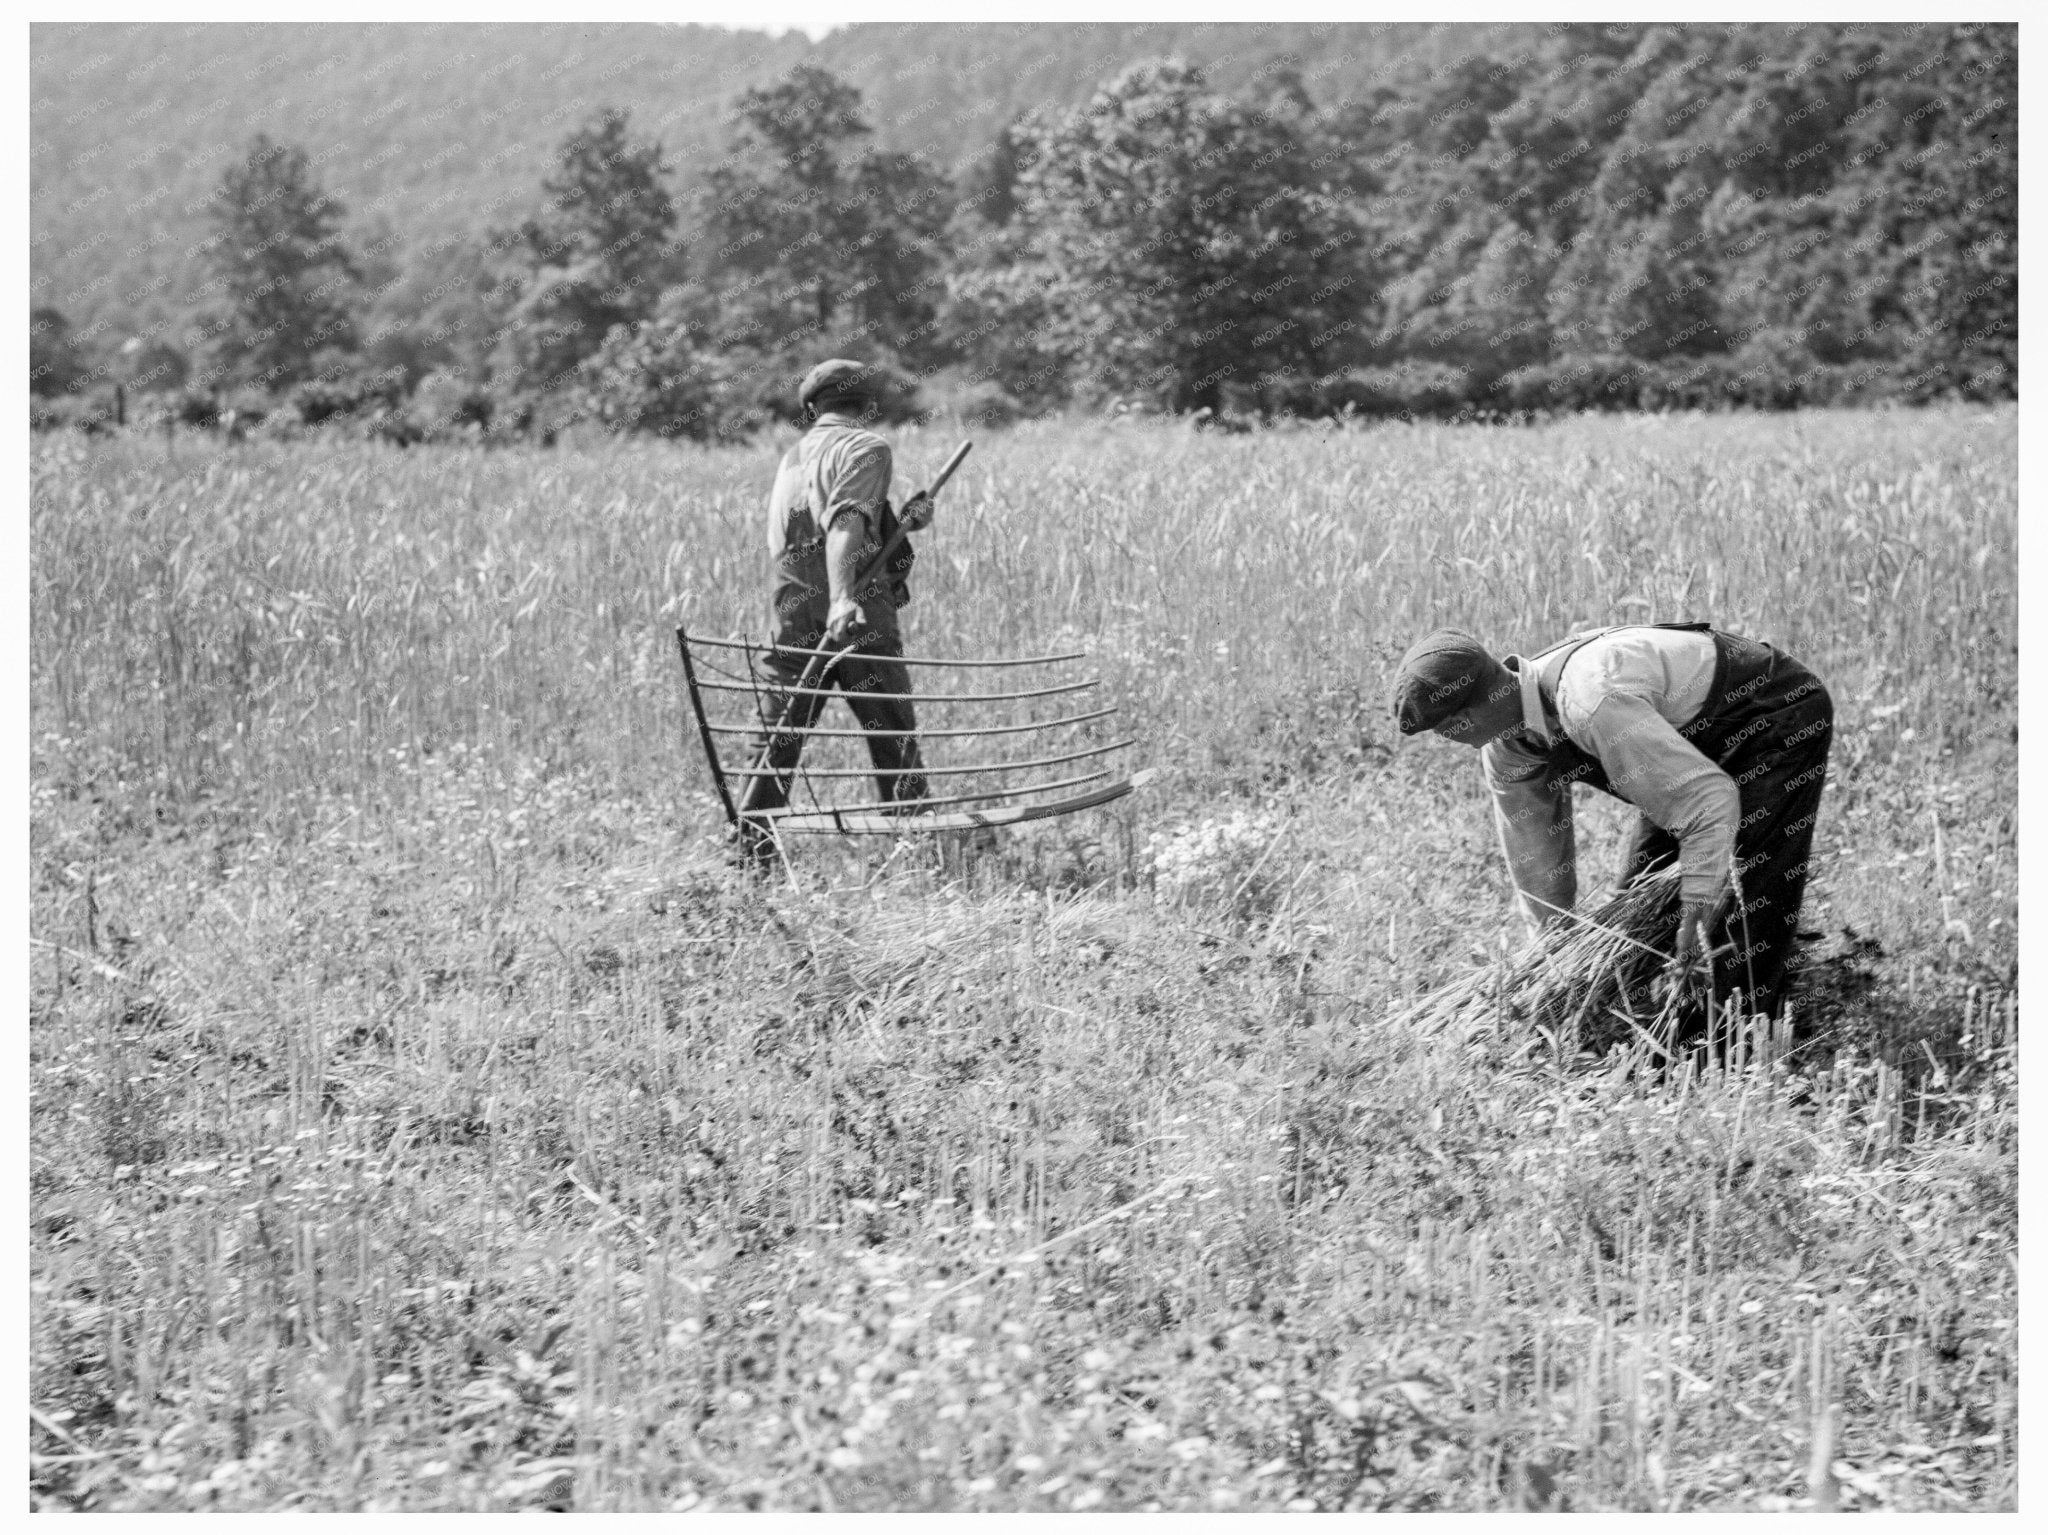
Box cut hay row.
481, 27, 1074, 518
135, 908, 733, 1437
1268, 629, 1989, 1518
1396, 867, 1687, 1053
1396, 867, 1848, 1070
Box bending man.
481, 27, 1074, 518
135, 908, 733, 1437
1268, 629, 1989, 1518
1390, 622, 1833, 1019
735, 359, 932, 863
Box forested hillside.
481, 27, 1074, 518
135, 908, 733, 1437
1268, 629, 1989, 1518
30, 21, 2014, 436
31, 21, 1452, 339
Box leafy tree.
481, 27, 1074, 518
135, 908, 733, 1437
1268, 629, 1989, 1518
496, 108, 680, 390
1863, 24, 2016, 397
116, 335, 190, 395
570, 69, 949, 441
373, 233, 515, 386
198, 133, 361, 390
699, 66, 953, 368
1679, 24, 2016, 400
999, 59, 1366, 413
31, 307, 83, 396
941, 239, 1072, 410
956, 116, 1031, 230
574, 285, 726, 441
1364, 28, 1661, 382
1324, 22, 2017, 411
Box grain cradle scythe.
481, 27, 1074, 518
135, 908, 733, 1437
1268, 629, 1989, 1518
676, 439, 1153, 839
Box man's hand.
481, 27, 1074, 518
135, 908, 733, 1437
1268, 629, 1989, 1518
1658, 897, 1724, 1008
825, 596, 866, 644
898, 489, 935, 532
1672, 899, 1721, 968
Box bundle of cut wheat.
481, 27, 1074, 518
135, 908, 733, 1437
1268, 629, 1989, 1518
1398, 866, 1686, 1054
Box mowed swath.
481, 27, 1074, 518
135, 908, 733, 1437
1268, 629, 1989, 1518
27, 406, 2017, 1512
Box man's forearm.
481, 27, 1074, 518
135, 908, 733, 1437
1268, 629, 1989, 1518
1674, 799, 1737, 910
824, 515, 867, 607
1492, 783, 1577, 929
1577, 694, 1737, 909
1506, 829, 1578, 928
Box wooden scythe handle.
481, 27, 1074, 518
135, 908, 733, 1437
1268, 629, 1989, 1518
831, 437, 972, 646
924, 438, 974, 499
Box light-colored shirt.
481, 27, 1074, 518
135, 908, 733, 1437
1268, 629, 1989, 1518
1482, 626, 1738, 917
766, 412, 898, 638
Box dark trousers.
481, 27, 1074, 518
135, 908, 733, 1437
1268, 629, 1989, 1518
1619, 683, 1834, 1018
734, 631, 927, 829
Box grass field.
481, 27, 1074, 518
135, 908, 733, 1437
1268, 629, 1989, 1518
28, 405, 2017, 1511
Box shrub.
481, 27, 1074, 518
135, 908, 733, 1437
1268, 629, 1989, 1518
358, 407, 427, 447
1255, 363, 1475, 421
32, 389, 121, 435
923, 376, 1026, 430
1494, 354, 1655, 414
407, 370, 497, 440
1640, 355, 1745, 412
286, 360, 405, 426
575, 330, 722, 442
172, 389, 220, 429
1720, 332, 1824, 410
218, 388, 271, 433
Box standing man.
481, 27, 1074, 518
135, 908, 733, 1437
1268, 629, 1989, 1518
734, 359, 933, 864
1390, 622, 1833, 1020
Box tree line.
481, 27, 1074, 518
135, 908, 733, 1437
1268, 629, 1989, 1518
31, 22, 2015, 441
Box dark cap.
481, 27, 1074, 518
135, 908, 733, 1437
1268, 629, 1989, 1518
1390, 628, 1499, 735
798, 358, 875, 413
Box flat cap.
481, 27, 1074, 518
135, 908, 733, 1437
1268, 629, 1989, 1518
799, 358, 875, 412
1390, 628, 1497, 735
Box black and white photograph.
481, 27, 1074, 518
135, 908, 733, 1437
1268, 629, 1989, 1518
26, 7, 2020, 1514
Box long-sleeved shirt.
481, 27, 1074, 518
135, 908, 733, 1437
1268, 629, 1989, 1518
766, 412, 899, 640
1482, 625, 1739, 920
